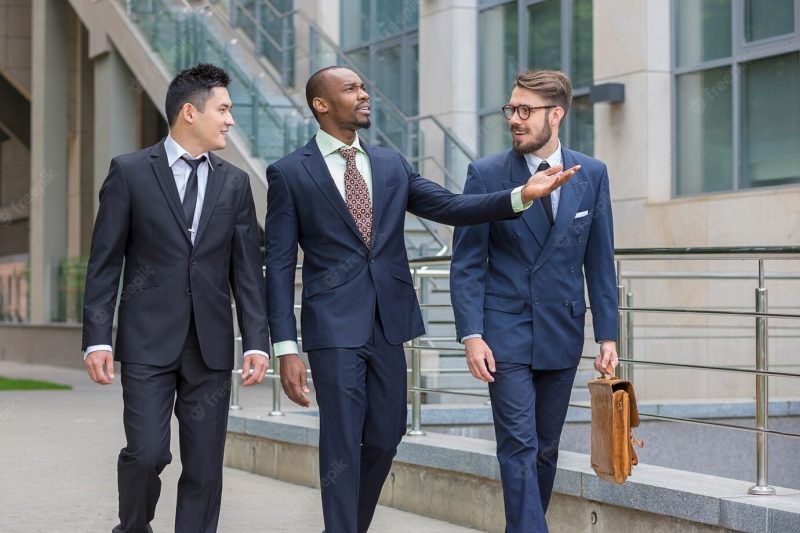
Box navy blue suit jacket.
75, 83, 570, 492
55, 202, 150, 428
265, 136, 518, 352
451, 147, 618, 369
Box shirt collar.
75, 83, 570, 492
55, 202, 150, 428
315, 128, 365, 158
164, 133, 213, 171
523, 140, 562, 171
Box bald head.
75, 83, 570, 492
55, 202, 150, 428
306, 66, 350, 119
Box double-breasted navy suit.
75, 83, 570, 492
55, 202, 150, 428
265, 135, 520, 532
451, 146, 618, 532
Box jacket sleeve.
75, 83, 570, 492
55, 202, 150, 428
584, 164, 619, 342
229, 172, 270, 355
264, 163, 300, 345
81, 157, 130, 350
403, 154, 518, 226
450, 162, 492, 341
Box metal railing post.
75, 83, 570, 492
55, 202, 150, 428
625, 291, 634, 382
616, 259, 628, 380
749, 259, 775, 495
230, 341, 243, 410
408, 267, 425, 436
269, 360, 284, 416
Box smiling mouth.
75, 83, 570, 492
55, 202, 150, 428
356, 106, 371, 114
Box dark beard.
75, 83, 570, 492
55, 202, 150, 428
511, 120, 552, 155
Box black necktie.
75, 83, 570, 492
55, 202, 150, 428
537, 161, 554, 225
181, 155, 206, 234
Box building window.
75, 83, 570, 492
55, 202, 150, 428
673, 0, 800, 196
341, 0, 419, 153
478, 0, 594, 156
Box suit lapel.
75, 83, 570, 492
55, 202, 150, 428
193, 152, 226, 246
533, 147, 588, 271
362, 141, 383, 247
512, 152, 550, 248
150, 142, 191, 245
302, 138, 365, 244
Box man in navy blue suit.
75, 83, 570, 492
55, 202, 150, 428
264, 66, 579, 533
451, 70, 619, 533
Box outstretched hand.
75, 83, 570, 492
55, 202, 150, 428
521, 164, 581, 203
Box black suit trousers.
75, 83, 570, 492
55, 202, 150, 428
114, 319, 231, 533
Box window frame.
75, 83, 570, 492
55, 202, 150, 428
671, 0, 800, 197
477, 0, 593, 156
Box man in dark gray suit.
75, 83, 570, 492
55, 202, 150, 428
82, 64, 269, 533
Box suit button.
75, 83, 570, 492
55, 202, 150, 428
512, 233, 519, 240
368, 256, 375, 263
524, 265, 532, 273
185, 289, 192, 296
569, 267, 575, 273
191, 259, 197, 266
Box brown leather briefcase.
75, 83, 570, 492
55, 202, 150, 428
587, 376, 644, 484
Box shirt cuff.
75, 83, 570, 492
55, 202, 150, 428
272, 340, 300, 357
243, 350, 269, 358
460, 334, 483, 343
84, 345, 112, 361
511, 186, 534, 213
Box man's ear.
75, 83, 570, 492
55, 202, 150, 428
550, 106, 565, 127
180, 102, 196, 124
312, 96, 328, 117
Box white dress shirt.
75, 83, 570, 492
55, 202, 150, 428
523, 141, 563, 220
85, 134, 267, 360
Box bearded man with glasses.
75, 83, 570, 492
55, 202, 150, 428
451, 70, 619, 533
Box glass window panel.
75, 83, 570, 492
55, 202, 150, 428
675, 67, 733, 195
527, 0, 561, 71
479, 3, 518, 109
374, 45, 406, 150
745, 0, 794, 42
741, 53, 800, 188
568, 95, 593, 156
675, 0, 731, 67
348, 48, 370, 77
480, 113, 510, 156
571, 0, 593, 88
341, 0, 371, 50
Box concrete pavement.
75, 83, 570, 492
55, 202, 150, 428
0, 361, 481, 533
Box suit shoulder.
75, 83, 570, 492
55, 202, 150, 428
272, 138, 319, 166
564, 148, 606, 175
113, 146, 153, 167
471, 149, 513, 172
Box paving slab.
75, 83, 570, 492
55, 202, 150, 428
0, 362, 479, 533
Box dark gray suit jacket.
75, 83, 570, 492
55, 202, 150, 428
82, 140, 268, 370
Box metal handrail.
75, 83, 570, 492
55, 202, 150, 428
237, 247, 800, 495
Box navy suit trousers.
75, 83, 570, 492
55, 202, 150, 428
308, 313, 408, 533
488, 363, 578, 533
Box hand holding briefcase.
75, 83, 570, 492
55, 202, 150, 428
587, 375, 644, 484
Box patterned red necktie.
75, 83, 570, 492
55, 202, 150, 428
338, 147, 372, 246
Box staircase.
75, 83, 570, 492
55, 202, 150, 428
69, 0, 489, 398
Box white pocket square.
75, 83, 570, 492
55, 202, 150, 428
574, 210, 590, 219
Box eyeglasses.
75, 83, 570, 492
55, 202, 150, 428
501, 104, 556, 120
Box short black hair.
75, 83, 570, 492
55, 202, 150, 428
305, 66, 347, 120
165, 63, 231, 126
